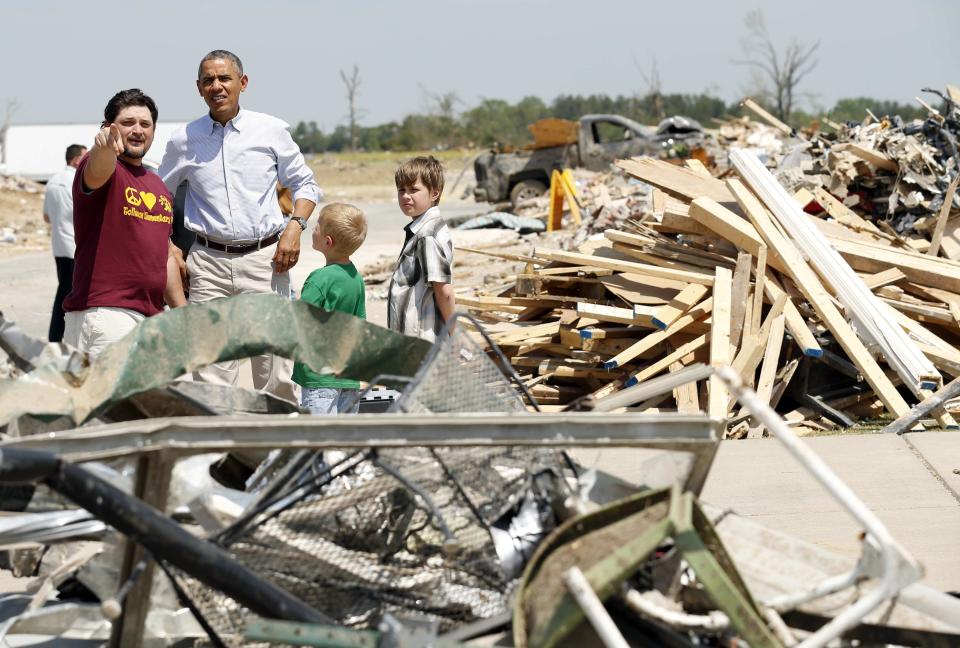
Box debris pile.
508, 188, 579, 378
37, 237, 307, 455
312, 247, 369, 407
0, 294, 959, 645
459, 89, 960, 435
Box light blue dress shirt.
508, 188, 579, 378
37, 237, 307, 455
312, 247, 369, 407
159, 109, 321, 243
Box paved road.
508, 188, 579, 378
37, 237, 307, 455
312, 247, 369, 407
587, 431, 960, 592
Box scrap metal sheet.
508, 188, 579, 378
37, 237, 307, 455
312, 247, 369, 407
0, 294, 431, 426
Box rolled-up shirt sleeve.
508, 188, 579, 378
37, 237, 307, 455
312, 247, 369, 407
276, 126, 321, 206
421, 237, 452, 284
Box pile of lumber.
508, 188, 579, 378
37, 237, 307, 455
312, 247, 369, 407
459, 151, 960, 436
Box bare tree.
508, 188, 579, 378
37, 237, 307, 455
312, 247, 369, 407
735, 9, 818, 123
634, 54, 665, 121
1, 99, 20, 166
420, 86, 462, 120
339, 65, 362, 151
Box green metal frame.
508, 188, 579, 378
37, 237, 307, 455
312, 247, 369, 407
513, 486, 782, 648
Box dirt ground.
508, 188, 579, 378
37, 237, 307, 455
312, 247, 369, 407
308, 149, 478, 202
0, 179, 47, 255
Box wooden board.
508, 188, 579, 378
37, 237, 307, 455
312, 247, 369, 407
729, 179, 911, 417
616, 157, 735, 204
604, 297, 713, 369
825, 234, 960, 293
748, 313, 787, 438
708, 267, 733, 421
534, 248, 715, 286
651, 283, 709, 330
833, 143, 899, 172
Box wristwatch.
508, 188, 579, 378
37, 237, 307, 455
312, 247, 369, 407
290, 217, 308, 231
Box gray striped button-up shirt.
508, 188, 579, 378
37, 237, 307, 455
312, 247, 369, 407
387, 206, 453, 343
158, 109, 321, 243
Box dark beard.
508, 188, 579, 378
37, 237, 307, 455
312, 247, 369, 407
122, 146, 146, 159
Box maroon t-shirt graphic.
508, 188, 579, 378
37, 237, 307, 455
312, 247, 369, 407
64, 155, 173, 316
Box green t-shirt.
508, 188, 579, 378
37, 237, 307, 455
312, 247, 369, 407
292, 263, 366, 389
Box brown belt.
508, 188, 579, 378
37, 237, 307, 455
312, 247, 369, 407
195, 231, 281, 254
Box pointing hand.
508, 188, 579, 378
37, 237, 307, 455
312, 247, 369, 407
94, 124, 124, 156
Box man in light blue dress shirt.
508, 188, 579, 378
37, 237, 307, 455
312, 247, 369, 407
159, 50, 321, 401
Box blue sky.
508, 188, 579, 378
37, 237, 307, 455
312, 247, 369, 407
3, 0, 957, 129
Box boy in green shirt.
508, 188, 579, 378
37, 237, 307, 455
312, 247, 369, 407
292, 203, 368, 414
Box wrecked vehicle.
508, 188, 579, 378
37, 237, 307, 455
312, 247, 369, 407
473, 114, 704, 207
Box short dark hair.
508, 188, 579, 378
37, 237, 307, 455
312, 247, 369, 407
198, 50, 244, 78
103, 89, 158, 126
395, 156, 445, 205
65, 144, 86, 164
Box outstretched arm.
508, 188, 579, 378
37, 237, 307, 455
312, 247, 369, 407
83, 124, 123, 191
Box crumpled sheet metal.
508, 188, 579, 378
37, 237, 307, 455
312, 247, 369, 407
0, 294, 431, 427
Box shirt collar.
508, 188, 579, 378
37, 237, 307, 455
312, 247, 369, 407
204, 107, 245, 134
405, 206, 440, 236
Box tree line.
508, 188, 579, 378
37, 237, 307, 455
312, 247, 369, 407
291, 92, 930, 154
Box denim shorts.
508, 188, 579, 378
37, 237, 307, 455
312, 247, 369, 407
301, 387, 360, 415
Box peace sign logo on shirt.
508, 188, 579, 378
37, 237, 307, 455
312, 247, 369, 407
124, 187, 142, 207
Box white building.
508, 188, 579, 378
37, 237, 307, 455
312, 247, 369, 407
0, 122, 188, 181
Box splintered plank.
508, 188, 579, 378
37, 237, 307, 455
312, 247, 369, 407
708, 267, 733, 421
833, 143, 899, 172
603, 297, 713, 369
729, 179, 911, 418
806, 187, 883, 236
730, 252, 753, 348
747, 313, 786, 438
651, 284, 709, 329
671, 359, 701, 414
750, 245, 767, 337
534, 248, 715, 286
928, 171, 960, 258
730, 291, 788, 384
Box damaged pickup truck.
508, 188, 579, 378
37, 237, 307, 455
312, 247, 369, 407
473, 114, 705, 207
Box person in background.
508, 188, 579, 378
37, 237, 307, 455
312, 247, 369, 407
43, 143, 86, 342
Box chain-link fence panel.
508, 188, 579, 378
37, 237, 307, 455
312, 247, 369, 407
163, 323, 571, 646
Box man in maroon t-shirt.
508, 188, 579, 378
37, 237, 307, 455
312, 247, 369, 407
63, 89, 185, 357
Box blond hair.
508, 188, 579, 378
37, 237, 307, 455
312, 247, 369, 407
317, 203, 367, 256
395, 156, 445, 205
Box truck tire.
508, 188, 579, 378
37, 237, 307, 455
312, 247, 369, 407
510, 180, 548, 209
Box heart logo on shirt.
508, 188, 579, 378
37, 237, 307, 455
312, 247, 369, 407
139, 192, 157, 211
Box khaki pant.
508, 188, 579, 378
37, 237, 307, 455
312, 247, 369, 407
64, 307, 145, 358
187, 240, 298, 402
